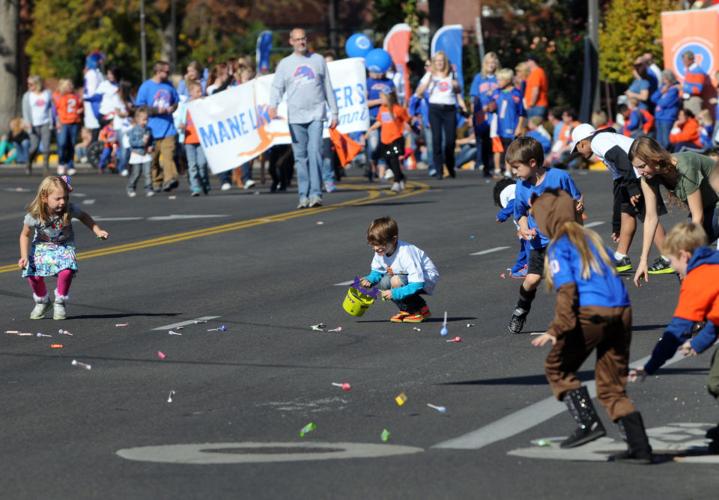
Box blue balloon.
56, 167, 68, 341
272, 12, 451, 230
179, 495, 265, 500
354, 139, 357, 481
345, 33, 373, 58
364, 48, 392, 74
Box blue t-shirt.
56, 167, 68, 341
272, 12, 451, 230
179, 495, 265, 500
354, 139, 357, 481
628, 75, 657, 110
470, 74, 498, 125
366, 77, 396, 120
135, 80, 179, 139
548, 235, 630, 307
492, 87, 526, 138
514, 168, 582, 249
527, 130, 551, 154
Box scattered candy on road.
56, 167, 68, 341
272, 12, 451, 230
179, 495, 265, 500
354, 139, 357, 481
157, 351, 166, 360
381, 429, 391, 442
332, 382, 352, 392
427, 403, 447, 413
71, 359, 91, 370
299, 422, 317, 438
167, 390, 176, 403
446, 336, 462, 343
395, 392, 407, 406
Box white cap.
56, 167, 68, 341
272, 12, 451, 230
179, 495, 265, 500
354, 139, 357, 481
570, 123, 596, 153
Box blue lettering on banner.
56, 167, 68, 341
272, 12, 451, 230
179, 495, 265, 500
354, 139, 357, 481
227, 116, 242, 138
356, 83, 366, 104
217, 122, 231, 143
343, 86, 354, 106
239, 113, 248, 134
199, 124, 218, 148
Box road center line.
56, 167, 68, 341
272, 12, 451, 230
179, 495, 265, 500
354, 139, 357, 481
470, 246, 510, 256
432, 351, 685, 450
153, 316, 222, 331
584, 221, 605, 228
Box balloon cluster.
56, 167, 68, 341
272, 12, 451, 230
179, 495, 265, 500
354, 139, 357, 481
345, 33, 392, 74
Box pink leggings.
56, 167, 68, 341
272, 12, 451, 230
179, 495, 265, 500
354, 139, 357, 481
28, 270, 73, 297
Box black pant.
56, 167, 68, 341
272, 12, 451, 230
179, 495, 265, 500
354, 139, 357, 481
429, 104, 457, 177
381, 138, 405, 182
269, 145, 293, 190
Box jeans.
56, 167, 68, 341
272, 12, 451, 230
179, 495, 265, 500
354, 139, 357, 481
423, 126, 434, 170
57, 123, 79, 168
655, 120, 673, 150
321, 138, 336, 186
185, 143, 209, 193
366, 128, 385, 166
289, 121, 323, 201
28, 123, 51, 170
127, 161, 152, 193
455, 144, 477, 169
240, 162, 252, 183
14, 139, 30, 163
429, 104, 457, 177
378, 273, 427, 313
526, 106, 546, 119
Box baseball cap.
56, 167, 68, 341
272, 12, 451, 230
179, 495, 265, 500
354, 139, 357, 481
570, 123, 596, 153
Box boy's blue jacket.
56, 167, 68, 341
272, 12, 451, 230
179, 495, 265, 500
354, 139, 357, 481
644, 246, 719, 374
496, 199, 515, 223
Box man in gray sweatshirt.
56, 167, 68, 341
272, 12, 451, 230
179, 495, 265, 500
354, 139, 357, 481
269, 28, 339, 209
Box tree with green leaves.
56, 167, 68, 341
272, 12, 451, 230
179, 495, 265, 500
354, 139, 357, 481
599, 0, 682, 84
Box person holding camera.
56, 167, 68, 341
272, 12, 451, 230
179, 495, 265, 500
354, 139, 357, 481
414, 51, 468, 179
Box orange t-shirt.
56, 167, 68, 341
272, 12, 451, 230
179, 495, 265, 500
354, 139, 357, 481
53, 93, 83, 124
524, 67, 549, 108
377, 104, 409, 144
185, 110, 200, 145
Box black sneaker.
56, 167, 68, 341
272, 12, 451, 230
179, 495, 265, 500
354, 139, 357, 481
508, 307, 528, 334
162, 179, 179, 192
647, 257, 674, 275
615, 255, 632, 273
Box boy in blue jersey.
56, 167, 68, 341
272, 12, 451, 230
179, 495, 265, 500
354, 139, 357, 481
531, 189, 652, 463
506, 137, 583, 334
488, 68, 526, 177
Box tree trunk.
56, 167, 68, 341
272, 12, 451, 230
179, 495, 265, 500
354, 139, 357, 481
0, 0, 19, 128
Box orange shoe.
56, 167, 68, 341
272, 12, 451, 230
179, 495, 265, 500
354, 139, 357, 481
402, 312, 426, 323
390, 311, 410, 323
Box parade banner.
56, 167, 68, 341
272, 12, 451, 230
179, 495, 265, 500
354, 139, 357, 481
661, 8, 719, 86
187, 58, 369, 174
384, 23, 412, 104
431, 25, 464, 91
256, 31, 273, 75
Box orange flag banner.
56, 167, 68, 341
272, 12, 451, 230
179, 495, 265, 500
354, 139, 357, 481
330, 128, 363, 167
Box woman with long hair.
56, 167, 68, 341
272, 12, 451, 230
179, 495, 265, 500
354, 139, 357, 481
628, 136, 718, 285
414, 51, 468, 178
469, 52, 500, 177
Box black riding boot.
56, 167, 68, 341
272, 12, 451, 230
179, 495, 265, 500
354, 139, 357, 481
560, 386, 607, 448
613, 412, 653, 464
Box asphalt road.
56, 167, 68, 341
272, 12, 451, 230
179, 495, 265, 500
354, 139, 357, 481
0, 167, 716, 499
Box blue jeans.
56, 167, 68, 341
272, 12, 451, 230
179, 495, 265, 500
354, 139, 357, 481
455, 144, 477, 169
526, 106, 546, 119
321, 138, 336, 186
185, 143, 210, 193
57, 123, 79, 168
289, 121, 323, 201
655, 121, 673, 150
240, 162, 252, 183
127, 161, 152, 193
14, 139, 30, 163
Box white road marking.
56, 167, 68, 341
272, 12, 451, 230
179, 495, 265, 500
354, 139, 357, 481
584, 221, 605, 228
116, 442, 424, 464
152, 316, 221, 331
508, 423, 716, 463
146, 214, 229, 221
82, 199, 96, 205
432, 351, 686, 450
93, 217, 144, 222
470, 246, 510, 256
334, 280, 355, 286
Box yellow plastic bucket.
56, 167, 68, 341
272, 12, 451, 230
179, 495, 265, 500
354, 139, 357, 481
342, 287, 375, 317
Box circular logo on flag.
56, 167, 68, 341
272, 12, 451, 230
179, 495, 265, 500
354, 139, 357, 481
673, 42, 713, 78
357, 35, 371, 50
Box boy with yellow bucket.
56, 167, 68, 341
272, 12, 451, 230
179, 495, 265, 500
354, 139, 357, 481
352, 216, 439, 323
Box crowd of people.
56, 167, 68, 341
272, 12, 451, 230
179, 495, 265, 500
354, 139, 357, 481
9, 26, 719, 464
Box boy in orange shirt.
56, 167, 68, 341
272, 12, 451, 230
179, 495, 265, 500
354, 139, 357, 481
53, 79, 83, 176
364, 90, 410, 192
630, 222, 719, 450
